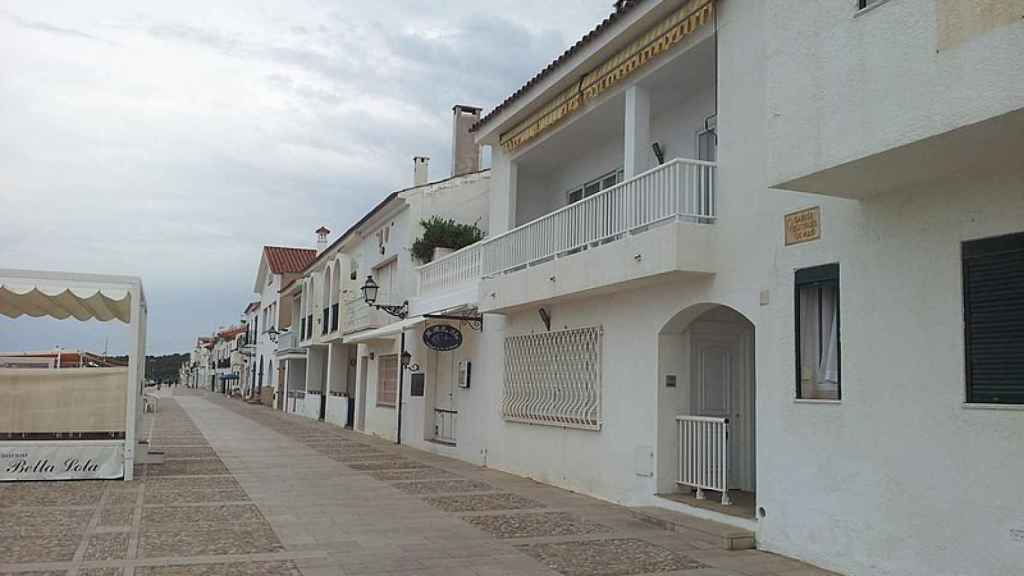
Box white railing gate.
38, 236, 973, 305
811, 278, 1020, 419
676, 415, 731, 505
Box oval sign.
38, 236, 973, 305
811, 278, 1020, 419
423, 324, 463, 352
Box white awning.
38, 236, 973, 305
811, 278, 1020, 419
0, 270, 142, 323
343, 317, 424, 344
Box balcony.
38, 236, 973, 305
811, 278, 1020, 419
342, 291, 394, 335
275, 329, 305, 360
417, 158, 718, 312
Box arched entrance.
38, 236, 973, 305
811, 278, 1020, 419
657, 303, 756, 519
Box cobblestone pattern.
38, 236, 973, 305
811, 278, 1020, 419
517, 538, 706, 576
424, 492, 546, 512
391, 478, 496, 495
462, 511, 612, 539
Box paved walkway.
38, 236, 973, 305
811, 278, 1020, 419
1, 391, 839, 576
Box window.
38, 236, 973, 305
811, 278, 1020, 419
795, 263, 841, 400
567, 169, 624, 204
963, 232, 1024, 405
503, 326, 603, 429
377, 354, 398, 407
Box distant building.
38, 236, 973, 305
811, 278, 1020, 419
0, 350, 124, 369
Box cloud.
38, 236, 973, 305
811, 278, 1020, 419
0, 0, 611, 354
3, 11, 111, 44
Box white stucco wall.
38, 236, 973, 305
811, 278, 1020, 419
764, 0, 1024, 187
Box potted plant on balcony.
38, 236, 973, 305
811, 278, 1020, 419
411, 216, 483, 263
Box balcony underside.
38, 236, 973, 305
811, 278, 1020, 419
479, 220, 716, 314
773, 106, 1024, 199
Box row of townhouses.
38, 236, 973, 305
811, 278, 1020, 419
186, 2, 1024, 574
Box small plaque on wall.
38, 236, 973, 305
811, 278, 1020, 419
409, 373, 425, 397
785, 206, 821, 246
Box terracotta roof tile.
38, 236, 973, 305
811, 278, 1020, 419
264, 246, 316, 274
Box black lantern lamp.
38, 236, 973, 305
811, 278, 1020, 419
360, 275, 408, 319
400, 349, 419, 372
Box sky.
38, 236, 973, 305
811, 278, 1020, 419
0, 0, 612, 355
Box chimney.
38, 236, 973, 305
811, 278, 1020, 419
413, 156, 430, 186
451, 104, 482, 177
315, 226, 330, 255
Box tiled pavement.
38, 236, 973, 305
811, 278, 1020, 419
0, 391, 841, 576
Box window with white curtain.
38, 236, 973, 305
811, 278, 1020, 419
795, 263, 841, 400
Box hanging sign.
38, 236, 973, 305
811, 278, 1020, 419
423, 324, 463, 352
1, 442, 124, 481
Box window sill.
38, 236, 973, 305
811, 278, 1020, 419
793, 398, 842, 405
376, 403, 396, 409
853, 0, 894, 18
962, 403, 1024, 412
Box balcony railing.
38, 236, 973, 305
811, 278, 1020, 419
342, 290, 393, 335
276, 329, 298, 351
416, 158, 716, 299
418, 243, 482, 298
676, 415, 730, 505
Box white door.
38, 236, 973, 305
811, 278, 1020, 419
692, 332, 753, 491
430, 349, 457, 442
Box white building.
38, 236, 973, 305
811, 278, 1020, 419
284, 106, 492, 448
251, 245, 316, 407
395, 1, 1023, 575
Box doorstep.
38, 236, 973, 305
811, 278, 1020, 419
632, 504, 756, 550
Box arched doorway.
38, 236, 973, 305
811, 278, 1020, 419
657, 303, 756, 519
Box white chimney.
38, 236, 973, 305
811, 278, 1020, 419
413, 156, 430, 186
315, 226, 330, 255
451, 104, 482, 177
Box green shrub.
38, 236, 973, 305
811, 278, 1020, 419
411, 216, 483, 263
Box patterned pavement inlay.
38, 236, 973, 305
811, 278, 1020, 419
141, 504, 265, 529
139, 525, 285, 558
515, 537, 706, 576
82, 532, 130, 560
424, 493, 546, 512
368, 467, 460, 481
462, 511, 612, 539
0, 533, 79, 562
391, 478, 495, 495
134, 560, 303, 576
347, 459, 432, 471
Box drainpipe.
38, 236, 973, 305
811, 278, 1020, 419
396, 331, 405, 445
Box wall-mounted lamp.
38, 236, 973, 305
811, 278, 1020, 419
400, 350, 420, 372
538, 307, 552, 332
360, 275, 408, 319
651, 142, 665, 165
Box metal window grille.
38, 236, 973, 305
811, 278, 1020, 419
503, 326, 602, 430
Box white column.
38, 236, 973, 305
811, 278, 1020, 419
624, 84, 652, 178
489, 147, 518, 234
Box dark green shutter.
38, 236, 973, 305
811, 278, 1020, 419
963, 232, 1024, 404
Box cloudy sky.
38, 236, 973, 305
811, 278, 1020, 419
0, 1, 611, 355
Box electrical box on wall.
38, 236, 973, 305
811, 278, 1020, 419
458, 360, 471, 388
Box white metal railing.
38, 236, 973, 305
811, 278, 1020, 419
676, 415, 730, 505
503, 326, 602, 430
276, 329, 297, 351
415, 158, 715, 297
417, 243, 482, 298
483, 158, 715, 277
434, 408, 457, 444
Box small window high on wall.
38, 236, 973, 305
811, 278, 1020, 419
963, 232, 1024, 405
795, 263, 841, 400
